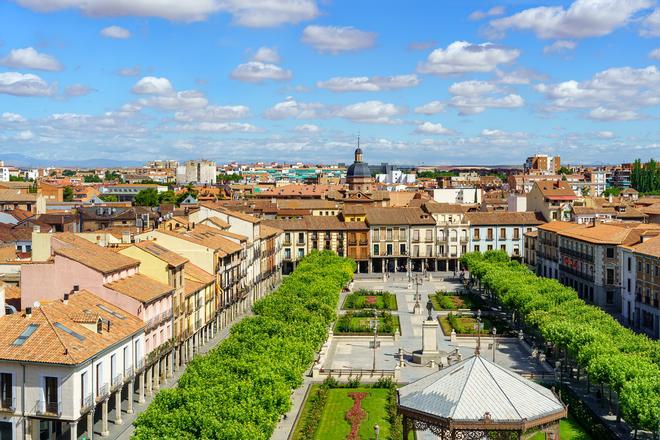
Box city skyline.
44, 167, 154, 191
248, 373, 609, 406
0, 0, 658, 165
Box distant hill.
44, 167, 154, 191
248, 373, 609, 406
0, 153, 144, 168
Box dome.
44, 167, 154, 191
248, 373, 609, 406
355, 147, 363, 155
347, 162, 371, 178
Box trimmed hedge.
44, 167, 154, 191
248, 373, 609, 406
462, 250, 659, 432
132, 251, 355, 439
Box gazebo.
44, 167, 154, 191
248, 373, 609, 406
397, 355, 567, 439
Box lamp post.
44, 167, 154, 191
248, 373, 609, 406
475, 309, 482, 356
492, 326, 497, 362
374, 424, 380, 440
413, 274, 423, 313
371, 308, 378, 372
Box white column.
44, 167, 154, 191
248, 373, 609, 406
86, 411, 94, 440
138, 373, 145, 403
127, 380, 135, 414
69, 421, 78, 440
101, 398, 110, 437
114, 390, 123, 425
146, 368, 153, 397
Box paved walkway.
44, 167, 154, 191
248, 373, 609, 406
103, 312, 251, 440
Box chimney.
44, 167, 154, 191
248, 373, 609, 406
63, 293, 69, 305
33, 225, 40, 233
106, 320, 111, 332
73, 285, 80, 293
25, 307, 32, 318
608, 194, 613, 203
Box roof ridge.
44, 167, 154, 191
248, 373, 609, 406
480, 357, 523, 419
40, 306, 77, 364
449, 356, 477, 418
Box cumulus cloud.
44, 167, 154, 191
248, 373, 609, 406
448, 80, 497, 96
495, 69, 547, 84
231, 61, 292, 82
336, 100, 403, 124
100, 25, 131, 39
0, 72, 57, 96
138, 90, 208, 110
414, 122, 453, 135
301, 25, 377, 53
132, 76, 174, 94
469, 5, 505, 21
174, 122, 262, 133
14, 130, 34, 141
489, 0, 652, 39
265, 97, 326, 119
15, 0, 319, 26
650, 48, 660, 60
174, 105, 249, 122
641, 8, 660, 36
252, 47, 280, 63
0, 47, 62, 71
448, 80, 523, 115
317, 74, 419, 92
118, 65, 141, 76
294, 124, 321, 133
535, 65, 659, 119
417, 41, 519, 75
543, 40, 577, 54
414, 101, 445, 115
65, 84, 95, 97
596, 130, 615, 138
1, 112, 26, 123
480, 129, 527, 138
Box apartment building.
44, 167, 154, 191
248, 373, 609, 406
0, 288, 145, 440
524, 154, 561, 174
526, 181, 577, 222
466, 212, 543, 260
422, 202, 469, 272
621, 235, 660, 339
176, 160, 217, 185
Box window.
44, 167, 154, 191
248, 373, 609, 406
513, 228, 520, 240
500, 245, 506, 251
45, 377, 58, 414
399, 228, 406, 241
13, 324, 38, 346
297, 248, 305, 258
123, 347, 129, 372
606, 247, 615, 258
473, 229, 480, 240
606, 268, 615, 285
627, 278, 631, 293
426, 245, 433, 257
297, 233, 305, 244
413, 245, 419, 257
500, 228, 506, 240
438, 245, 445, 256
372, 229, 380, 241
627, 257, 631, 272
646, 263, 650, 274
373, 244, 380, 256
413, 230, 420, 241
0, 373, 11, 409
386, 228, 392, 241
386, 244, 393, 256
474, 245, 480, 252
487, 228, 493, 240
80, 371, 88, 408
425, 229, 433, 241
110, 354, 116, 383
487, 245, 493, 251
400, 243, 406, 255
284, 233, 290, 243
606, 290, 614, 305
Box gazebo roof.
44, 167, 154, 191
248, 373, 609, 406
398, 355, 565, 426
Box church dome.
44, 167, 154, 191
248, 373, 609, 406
347, 162, 371, 178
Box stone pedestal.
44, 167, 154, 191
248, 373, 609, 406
412, 319, 445, 365
450, 329, 457, 344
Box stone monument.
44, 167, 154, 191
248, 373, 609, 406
412, 298, 446, 365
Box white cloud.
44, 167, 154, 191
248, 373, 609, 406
100, 25, 131, 39
230, 61, 292, 82
14, 130, 34, 141
15, 0, 319, 26
317, 74, 419, 92
138, 90, 208, 110
535, 65, 659, 119
588, 107, 640, 121
118, 66, 141, 77
596, 130, 615, 138
301, 25, 377, 53
414, 101, 445, 115
0, 47, 62, 71
174, 122, 262, 132
132, 76, 174, 94
650, 48, 660, 60
1, 112, 26, 123
174, 105, 249, 122
543, 40, 577, 54
252, 47, 280, 63
265, 97, 326, 119
469, 5, 505, 21
480, 129, 527, 138
414, 122, 453, 135
490, 0, 652, 39
448, 80, 497, 96
294, 124, 320, 133
450, 94, 524, 115
495, 69, 546, 84
336, 100, 403, 124
417, 41, 519, 75
0, 72, 56, 96
641, 8, 660, 36
65, 84, 95, 97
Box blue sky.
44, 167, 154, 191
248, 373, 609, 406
0, 0, 658, 166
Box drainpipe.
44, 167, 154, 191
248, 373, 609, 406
21, 363, 26, 440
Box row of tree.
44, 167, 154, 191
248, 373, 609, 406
461, 251, 659, 432
132, 251, 355, 439
631, 159, 660, 194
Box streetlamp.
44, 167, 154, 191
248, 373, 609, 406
371, 308, 379, 371
492, 326, 497, 362
475, 309, 482, 356
374, 424, 380, 440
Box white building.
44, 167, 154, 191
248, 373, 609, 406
176, 160, 217, 185
375, 169, 416, 185
0, 288, 145, 440
0, 168, 9, 183
430, 188, 481, 205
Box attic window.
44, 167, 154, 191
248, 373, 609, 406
97, 304, 125, 320
12, 324, 39, 346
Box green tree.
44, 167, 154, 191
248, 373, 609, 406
217, 173, 241, 182
558, 166, 571, 175
158, 190, 177, 204
63, 186, 74, 202
62, 169, 76, 177
133, 188, 160, 206
99, 195, 118, 202
581, 186, 590, 196
104, 170, 121, 181
83, 175, 102, 183
9, 175, 25, 182
603, 187, 621, 197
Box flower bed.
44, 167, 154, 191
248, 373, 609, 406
438, 312, 512, 336
430, 291, 482, 310
334, 310, 400, 335
343, 289, 398, 310
133, 251, 355, 440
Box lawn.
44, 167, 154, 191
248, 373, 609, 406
343, 290, 398, 310
430, 291, 482, 310
529, 415, 592, 440
293, 385, 414, 440
334, 313, 401, 335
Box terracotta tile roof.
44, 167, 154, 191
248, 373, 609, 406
158, 225, 242, 256
614, 207, 648, 219
465, 211, 544, 226
0, 290, 143, 365
277, 199, 339, 210
534, 181, 576, 200
0, 224, 33, 243
5, 209, 33, 222
260, 224, 282, 238
558, 222, 660, 245
635, 196, 660, 206
215, 229, 248, 242
200, 202, 261, 224
105, 273, 173, 303
537, 221, 584, 233
53, 233, 140, 275
524, 230, 538, 237
641, 203, 660, 215
572, 206, 616, 215
0, 189, 38, 203
263, 217, 369, 231
422, 202, 466, 214
204, 217, 230, 229
365, 207, 436, 226
0, 245, 16, 262
342, 205, 367, 215
183, 263, 215, 296
255, 184, 335, 198
628, 235, 660, 258
135, 240, 188, 267
388, 192, 418, 207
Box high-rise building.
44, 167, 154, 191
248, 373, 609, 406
524, 154, 561, 175
176, 160, 217, 185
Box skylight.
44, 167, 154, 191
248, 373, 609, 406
97, 304, 125, 320
12, 324, 39, 346
54, 322, 86, 341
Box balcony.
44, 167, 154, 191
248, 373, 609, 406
559, 264, 595, 282
124, 366, 134, 380
80, 395, 94, 413
460, 237, 468, 243
37, 400, 61, 416
0, 397, 15, 413
96, 383, 109, 401
111, 374, 123, 391
559, 247, 594, 262
136, 359, 145, 372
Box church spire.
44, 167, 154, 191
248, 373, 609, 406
355, 135, 363, 162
